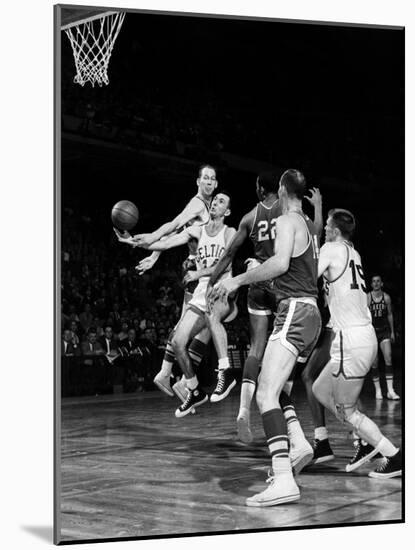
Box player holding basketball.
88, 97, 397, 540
368, 275, 399, 400
212, 169, 322, 506
312, 209, 401, 479
115, 164, 218, 399
207, 172, 322, 458
143, 192, 237, 417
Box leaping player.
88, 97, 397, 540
368, 275, 399, 400
312, 209, 401, 479
139, 191, 237, 416
115, 164, 218, 400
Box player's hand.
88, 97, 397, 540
245, 257, 260, 271
304, 187, 322, 208
212, 277, 239, 301
113, 227, 136, 246
135, 255, 157, 275
182, 271, 199, 285
391, 332, 396, 344
131, 233, 154, 248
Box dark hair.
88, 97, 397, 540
279, 169, 306, 200
87, 327, 97, 335
371, 274, 383, 282
214, 189, 232, 208
257, 171, 278, 194
328, 208, 356, 239
198, 164, 217, 177
104, 324, 113, 332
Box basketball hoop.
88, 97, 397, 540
64, 11, 126, 87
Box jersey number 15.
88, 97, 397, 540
349, 259, 367, 292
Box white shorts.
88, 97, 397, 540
330, 324, 377, 379
188, 279, 238, 322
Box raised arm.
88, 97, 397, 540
208, 211, 253, 287
304, 187, 323, 239
133, 197, 206, 247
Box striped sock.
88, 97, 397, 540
188, 337, 207, 371
262, 408, 291, 475
280, 391, 306, 446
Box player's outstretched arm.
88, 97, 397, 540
304, 187, 323, 238
208, 213, 252, 288
133, 197, 205, 247
212, 216, 294, 299
147, 226, 199, 251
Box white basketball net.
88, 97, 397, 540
65, 12, 126, 87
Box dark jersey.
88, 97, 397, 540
368, 292, 389, 329
249, 200, 283, 263
272, 212, 319, 304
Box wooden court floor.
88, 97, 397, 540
59, 382, 402, 542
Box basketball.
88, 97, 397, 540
111, 200, 139, 231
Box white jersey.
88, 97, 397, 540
324, 242, 371, 330
195, 225, 230, 284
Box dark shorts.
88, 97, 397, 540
374, 325, 391, 344
247, 281, 276, 316
270, 298, 321, 363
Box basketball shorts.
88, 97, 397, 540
374, 325, 391, 344
247, 281, 276, 316
269, 297, 321, 363
330, 324, 377, 379
188, 279, 238, 323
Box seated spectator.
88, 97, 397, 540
99, 325, 121, 364
62, 328, 80, 356
69, 320, 82, 347
79, 303, 94, 333
117, 320, 130, 343
81, 328, 105, 357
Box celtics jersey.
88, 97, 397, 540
249, 200, 283, 263
324, 242, 371, 330
195, 225, 230, 284
272, 212, 319, 304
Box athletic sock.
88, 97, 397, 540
314, 427, 328, 441
280, 391, 306, 446
160, 333, 176, 376
385, 365, 394, 392
218, 357, 230, 370
376, 436, 399, 457
188, 337, 208, 371
185, 375, 198, 391
262, 408, 292, 476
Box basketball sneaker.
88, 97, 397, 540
153, 371, 174, 397
175, 387, 208, 418
345, 439, 381, 472
375, 392, 383, 400
210, 368, 236, 403
368, 450, 402, 479
386, 390, 400, 400
289, 439, 314, 475
246, 473, 300, 507
236, 414, 253, 444
172, 377, 196, 414
312, 438, 335, 464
